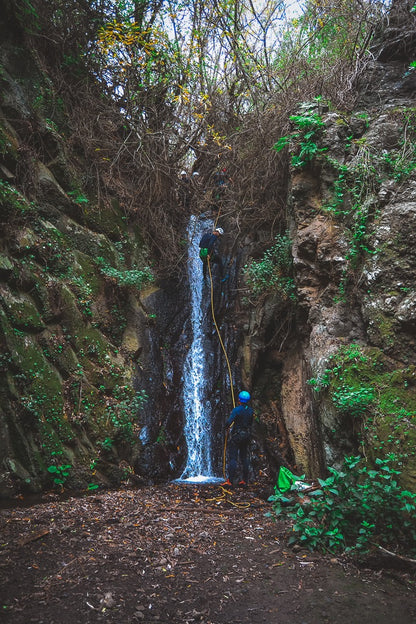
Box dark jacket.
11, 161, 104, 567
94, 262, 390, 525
199, 232, 219, 255
226, 404, 254, 431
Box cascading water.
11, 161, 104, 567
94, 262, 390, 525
178, 215, 222, 484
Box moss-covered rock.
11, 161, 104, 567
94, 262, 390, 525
56, 215, 119, 265
311, 343, 416, 488
0, 285, 45, 331
0, 253, 13, 276
0, 7, 164, 499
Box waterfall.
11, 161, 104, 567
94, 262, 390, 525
178, 215, 222, 483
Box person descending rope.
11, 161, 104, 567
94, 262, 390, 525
222, 391, 254, 488
199, 227, 224, 280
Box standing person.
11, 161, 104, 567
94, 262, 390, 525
211, 166, 232, 215
222, 391, 254, 488
178, 170, 191, 210
213, 167, 230, 200
199, 227, 224, 280
190, 171, 201, 211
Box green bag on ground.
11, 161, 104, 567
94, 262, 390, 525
277, 466, 299, 492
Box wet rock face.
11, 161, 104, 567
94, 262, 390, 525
0, 13, 195, 496
362, 200, 416, 363
277, 59, 416, 476
128, 279, 191, 482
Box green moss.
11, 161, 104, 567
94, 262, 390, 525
81, 200, 127, 240
57, 216, 119, 265
98, 302, 127, 345
0, 253, 14, 275
2, 310, 73, 453
39, 328, 79, 375
0, 179, 35, 218
60, 283, 85, 332
32, 220, 74, 277
365, 308, 396, 348
71, 251, 102, 295
310, 344, 416, 488
67, 252, 103, 319
54, 344, 80, 375
74, 325, 117, 367
0, 287, 45, 331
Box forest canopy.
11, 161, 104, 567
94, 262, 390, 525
11, 0, 411, 269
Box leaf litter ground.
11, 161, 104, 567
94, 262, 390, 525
0, 481, 415, 624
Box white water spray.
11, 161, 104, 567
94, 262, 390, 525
178, 215, 222, 484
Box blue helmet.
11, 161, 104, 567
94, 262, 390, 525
238, 390, 251, 403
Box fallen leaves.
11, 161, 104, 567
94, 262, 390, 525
1, 484, 415, 623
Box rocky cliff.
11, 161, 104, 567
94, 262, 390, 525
0, 6, 192, 497
240, 56, 416, 490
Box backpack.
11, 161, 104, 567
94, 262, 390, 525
199, 247, 209, 261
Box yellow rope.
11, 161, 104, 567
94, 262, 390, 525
206, 238, 251, 508
206, 486, 251, 509
207, 256, 235, 480
207, 257, 235, 409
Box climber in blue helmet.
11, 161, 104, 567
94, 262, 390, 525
221, 390, 254, 488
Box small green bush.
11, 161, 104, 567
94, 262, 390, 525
273, 106, 328, 168
243, 233, 296, 301
332, 385, 375, 417
47, 463, 72, 488
96, 257, 154, 290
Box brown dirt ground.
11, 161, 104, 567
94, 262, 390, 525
0, 481, 415, 624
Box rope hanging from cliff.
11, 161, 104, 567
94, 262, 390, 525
207, 256, 235, 409
207, 256, 235, 479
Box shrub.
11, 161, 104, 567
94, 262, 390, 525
96, 257, 154, 291
269, 455, 416, 556
243, 233, 296, 301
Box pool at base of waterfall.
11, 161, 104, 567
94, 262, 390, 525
174, 475, 224, 484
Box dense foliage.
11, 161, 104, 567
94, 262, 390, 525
270, 455, 416, 557
11, 0, 402, 264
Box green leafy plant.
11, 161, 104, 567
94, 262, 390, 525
47, 463, 72, 488
98, 437, 113, 450
243, 233, 296, 302
273, 107, 328, 168
70, 274, 93, 317
308, 343, 416, 466
106, 387, 148, 441
269, 455, 416, 556
87, 483, 99, 491
308, 344, 374, 414
96, 257, 154, 291
332, 386, 375, 417
68, 189, 89, 204
0, 180, 34, 217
